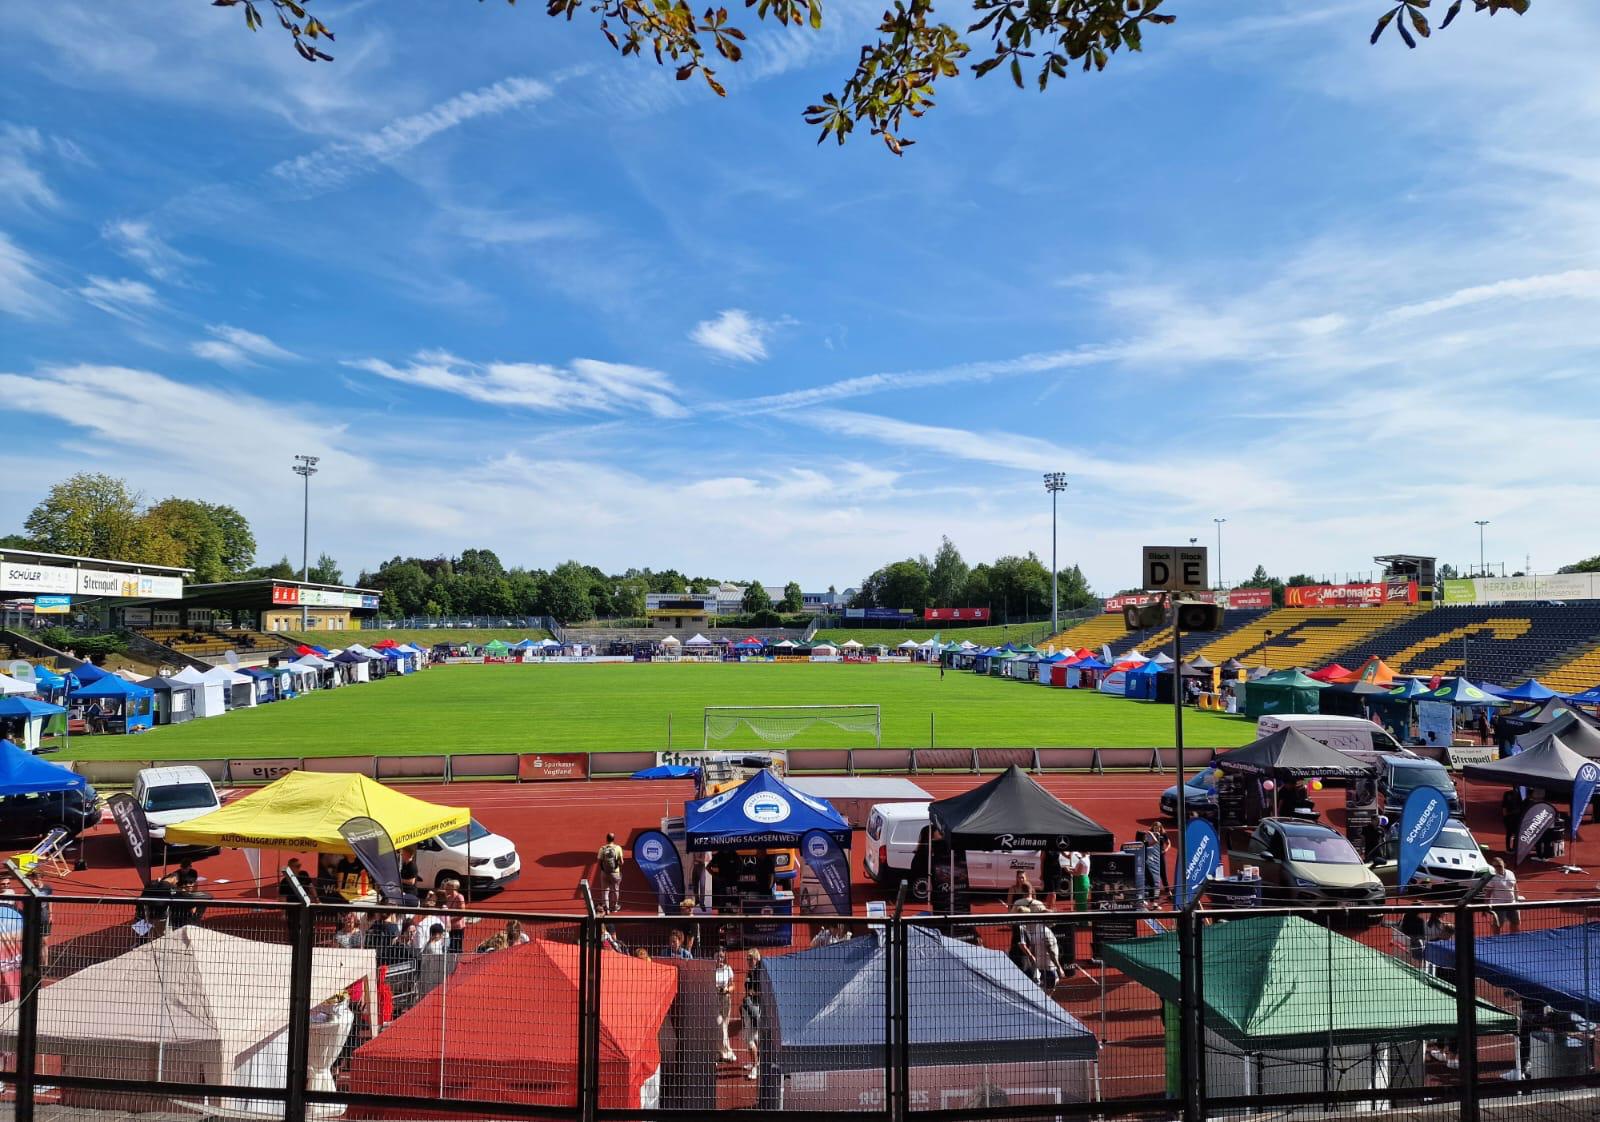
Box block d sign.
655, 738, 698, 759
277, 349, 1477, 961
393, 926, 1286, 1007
1142, 545, 1208, 592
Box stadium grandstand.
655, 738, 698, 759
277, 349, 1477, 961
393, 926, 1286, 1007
1111, 608, 1271, 660
1544, 642, 1600, 695
1335, 602, 1600, 686
1040, 613, 1130, 653
1192, 604, 1419, 668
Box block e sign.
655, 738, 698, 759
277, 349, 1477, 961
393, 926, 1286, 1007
1143, 546, 1208, 592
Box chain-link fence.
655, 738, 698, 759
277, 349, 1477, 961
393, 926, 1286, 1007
1, 892, 1597, 1121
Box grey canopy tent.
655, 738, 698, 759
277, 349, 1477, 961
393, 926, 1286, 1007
1212, 727, 1371, 779
1462, 732, 1594, 796
758, 925, 1097, 1110
1514, 711, 1600, 759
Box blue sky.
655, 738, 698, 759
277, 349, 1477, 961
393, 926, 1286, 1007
2, 1, 1597, 593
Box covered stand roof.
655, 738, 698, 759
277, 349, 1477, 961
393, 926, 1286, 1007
0, 739, 85, 795
1102, 914, 1512, 1050
762, 926, 1095, 1072
1213, 727, 1371, 778
684, 768, 851, 852
929, 765, 1113, 851
1423, 922, 1600, 1018
1462, 733, 1595, 795
164, 769, 468, 853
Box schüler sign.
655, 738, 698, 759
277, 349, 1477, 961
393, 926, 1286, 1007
1, 561, 183, 599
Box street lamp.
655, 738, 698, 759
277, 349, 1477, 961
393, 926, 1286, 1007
292, 454, 320, 630
1044, 473, 1068, 634
1213, 518, 1227, 591
1474, 520, 1490, 578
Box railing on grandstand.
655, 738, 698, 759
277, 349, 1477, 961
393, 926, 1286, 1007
3, 886, 1596, 1122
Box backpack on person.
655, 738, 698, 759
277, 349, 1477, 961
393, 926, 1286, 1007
598, 845, 622, 874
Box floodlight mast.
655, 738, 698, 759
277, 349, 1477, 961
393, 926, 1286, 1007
292, 455, 320, 630
1044, 473, 1068, 634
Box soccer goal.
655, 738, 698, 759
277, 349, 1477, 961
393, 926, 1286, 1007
703, 705, 882, 749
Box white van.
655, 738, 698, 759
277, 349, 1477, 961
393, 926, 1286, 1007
413, 818, 521, 896
133, 766, 221, 851
864, 802, 1041, 902
1255, 715, 1413, 766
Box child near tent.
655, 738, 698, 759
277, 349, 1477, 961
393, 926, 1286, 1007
741, 949, 764, 1079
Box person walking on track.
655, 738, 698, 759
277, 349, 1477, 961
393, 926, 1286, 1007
597, 832, 625, 915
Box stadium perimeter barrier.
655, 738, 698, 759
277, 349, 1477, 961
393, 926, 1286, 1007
3, 894, 1597, 1122
64, 743, 1456, 789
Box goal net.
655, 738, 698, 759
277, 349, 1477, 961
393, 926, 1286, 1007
703, 705, 882, 749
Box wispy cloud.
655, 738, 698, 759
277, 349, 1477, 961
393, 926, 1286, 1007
0, 231, 56, 319
77, 274, 159, 319
0, 125, 60, 211
102, 219, 197, 282
347, 350, 689, 419
190, 323, 298, 368
1376, 269, 1600, 326
450, 207, 592, 246
690, 308, 781, 363
272, 75, 554, 191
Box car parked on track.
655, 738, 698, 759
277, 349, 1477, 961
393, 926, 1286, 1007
1226, 817, 1385, 907
413, 818, 521, 895
134, 766, 222, 855
1368, 818, 1492, 899
1159, 769, 1220, 819
1376, 755, 1462, 817
0, 784, 102, 840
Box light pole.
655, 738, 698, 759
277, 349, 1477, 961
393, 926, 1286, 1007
1044, 473, 1068, 634
1214, 518, 1227, 590
292, 454, 320, 630
1474, 520, 1490, 578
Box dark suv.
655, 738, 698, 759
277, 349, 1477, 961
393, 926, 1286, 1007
0, 784, 103, 840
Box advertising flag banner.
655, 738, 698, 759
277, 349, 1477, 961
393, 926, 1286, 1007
107, 793, 154, 887
800, 828, 853, 916
338, 815, 406, 903
1176, 818, 1221, 908
1397, 786, 1450, 888
632, 829, 686, 913
1513, 802, 1558, 866
1572, 763, 1600, 839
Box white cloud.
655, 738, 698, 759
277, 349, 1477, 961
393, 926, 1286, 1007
0, 125, 58, 211
102, 219, 196, 281
450, 207, 593, 245
77, 275, 159, 318
347, 350, 689, 419
1376, 269, 1600, 326
190, 324, 297, 368
0, 231, 56, 318
690, 309, 779, 363
272, 75, 553, 191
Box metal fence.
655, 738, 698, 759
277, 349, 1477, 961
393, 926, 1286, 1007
1, 892, 1597, 1121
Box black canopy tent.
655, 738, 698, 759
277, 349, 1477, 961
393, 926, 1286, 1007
1213, 727, 1372, 779
1514, 712, 1600, 759
928, 766, 1113, 907
1462, 733, 1593, 796
1498, 696, 1600, 740
1318, 681, 1393, 720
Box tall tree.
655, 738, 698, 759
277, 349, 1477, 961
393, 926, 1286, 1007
1558, 556, 1600, 574
1054, 563, 1095, 610
781, 581, 805, 612
545, 561, 596, 624
24, 473, 144, 559
929, 536, 970, 606
877, 559, 933, 611
234, 0, 1529, 154
740, 581, 774, 614
307, 552, 343, 584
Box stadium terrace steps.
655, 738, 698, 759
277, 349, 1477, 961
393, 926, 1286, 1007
1192, 605, 1418, 668
1040, 614, 1130, 653
138, 627, 299, 665
1112, 608, 1270, 661
1542, 642, 1600, 696
1336, 603, 1600, 686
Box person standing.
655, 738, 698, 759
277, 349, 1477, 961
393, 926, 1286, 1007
597, 833, 625, 915
1484, 858, 1519, 932
439, 879, 467, 953
741, 949, 765, 1080
713, 948, 738, 1062
1142, 821, 1171, 896
1501, 789, 1526, 855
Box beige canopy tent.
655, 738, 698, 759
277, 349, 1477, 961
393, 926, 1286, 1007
0, 926, 375, 1112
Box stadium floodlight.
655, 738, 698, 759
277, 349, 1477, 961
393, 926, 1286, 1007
1043, 473, 1068, 634
1474, 520, 1490, 578
1213, 517, 1227, 590
292, 454, 320, 630
703, 705, 881, 750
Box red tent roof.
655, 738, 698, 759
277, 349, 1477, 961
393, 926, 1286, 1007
370, 638, 399, 649
296, 645, 314, 656
350, 940, 676, 1110
1307, 664, 1351, 682
1330, 656, 1398, 686
1074, 647, 1094, 659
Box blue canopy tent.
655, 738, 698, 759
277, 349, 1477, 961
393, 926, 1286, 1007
758, 926, 1097, 1108
30, 665, 73, 702
71, 675, 154, 734
684, 768, 851, 851
1499, 679, 1556, 702
1475, 680, 1511, 698
1567, 684, 1600, 705
240, 667, 281, 702
631, 764, 699, 780
0, 738, 86, 794
1424, 922, 1600, 1019
0, 697, 68, 753
1125, 660, 1169, 702
1421, 677, 1508, 708
70, 662, 109, 685
1389, 679, 1434, 700
509, 638, 538, 650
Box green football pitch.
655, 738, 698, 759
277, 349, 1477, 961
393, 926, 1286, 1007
57, 662, 1259, 760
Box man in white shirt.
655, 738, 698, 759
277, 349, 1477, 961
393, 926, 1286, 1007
1484, 858, 1519, 932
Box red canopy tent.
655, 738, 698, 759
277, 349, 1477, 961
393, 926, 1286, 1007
296, 645, 315, 656
1330, 655, 1399, 686
348, 940, 677, 1114
1073, 647, 1094, 660
1307, 663, 1352, 682
370, 638, 400, 649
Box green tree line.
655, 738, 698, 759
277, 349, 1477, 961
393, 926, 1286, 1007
849, 535, 1095, 622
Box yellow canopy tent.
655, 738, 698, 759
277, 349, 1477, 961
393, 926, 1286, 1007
165, 770, 469, 854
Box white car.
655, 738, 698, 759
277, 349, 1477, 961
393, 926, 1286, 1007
865, 802, 1041, 902
413, 818, 521, 895
133, 766, 222, 853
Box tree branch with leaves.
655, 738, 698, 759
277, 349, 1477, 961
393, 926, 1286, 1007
220, 0, 1533, 153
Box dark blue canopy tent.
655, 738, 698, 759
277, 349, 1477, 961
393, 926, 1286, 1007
69, 662, 108, 685
1568, 684, 1600, 705
1424, 923, 1600, 1018
71, 675, 154, 734
631, 764, 699, 780
761, 925, 1097, 1073
1500, 679, 1557, 702
0, 738, 86, 795
683, 768, 850, 851
240, 667, 281, 702
1125, 660, 1168, 702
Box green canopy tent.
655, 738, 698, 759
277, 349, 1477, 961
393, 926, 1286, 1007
1242, 670, 1329, 719
1101, 915, 1514, 1100
482, 639, 511, 656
